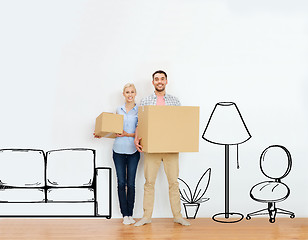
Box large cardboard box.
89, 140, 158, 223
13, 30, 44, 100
138, 106, 199, 153
95, 112, 123, 138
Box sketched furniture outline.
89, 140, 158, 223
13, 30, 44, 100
202, 102, 251, 223
178, 168, 211, 219
246, 145, 295, 223
0, 148, 111, 218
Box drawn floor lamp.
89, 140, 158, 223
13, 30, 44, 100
202, 102, 251, 223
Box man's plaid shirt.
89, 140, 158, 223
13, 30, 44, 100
140, 93, 181, 106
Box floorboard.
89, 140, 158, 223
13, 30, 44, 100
0, 218, 307, 240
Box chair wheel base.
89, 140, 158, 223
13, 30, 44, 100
269, 218, 275, 223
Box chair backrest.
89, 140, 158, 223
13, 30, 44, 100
260, 145, 292, 181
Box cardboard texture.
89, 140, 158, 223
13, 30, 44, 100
95, 112, 123, 138
138, 106, 199, 153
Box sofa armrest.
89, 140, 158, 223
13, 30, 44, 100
95, 167, 112, 218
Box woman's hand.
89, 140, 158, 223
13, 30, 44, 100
116, 131, 128, 137
93, 132, 102, 138
116, 131, 136, 138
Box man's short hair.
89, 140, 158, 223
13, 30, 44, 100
152, 70, 167, 79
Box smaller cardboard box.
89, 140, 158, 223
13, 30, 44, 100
95, 112, 123, 138
138, 106, 199, 153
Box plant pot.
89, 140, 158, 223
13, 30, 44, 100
183, 203, 200, 219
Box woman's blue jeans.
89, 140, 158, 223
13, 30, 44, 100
113, 150, 140, 217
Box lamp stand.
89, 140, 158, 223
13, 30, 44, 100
212, 145, 244, 223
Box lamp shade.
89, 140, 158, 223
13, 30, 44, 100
202, 102, 251, 145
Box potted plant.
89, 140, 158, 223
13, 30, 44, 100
178, 168, 211, 219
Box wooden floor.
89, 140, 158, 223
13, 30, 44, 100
0, 218, 307, 240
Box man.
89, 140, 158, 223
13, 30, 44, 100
134, 70, 190, 226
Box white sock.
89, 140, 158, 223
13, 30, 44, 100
174, 217, 191, 226
134, 218, 152, 227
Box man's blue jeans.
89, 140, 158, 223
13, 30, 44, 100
113, 150, 140, 217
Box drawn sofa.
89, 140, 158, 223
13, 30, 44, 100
0, 148, 111, 218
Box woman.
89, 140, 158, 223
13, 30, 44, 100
96, 83, 140, 225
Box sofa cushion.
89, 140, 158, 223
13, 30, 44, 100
0, 188, 45, 202
47, 188, 94, 202
0, 149, 45, 187
46, 149, 95, 187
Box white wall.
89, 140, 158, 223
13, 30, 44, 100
0, 0, 307, 218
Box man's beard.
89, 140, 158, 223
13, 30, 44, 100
155, 86, 165, 92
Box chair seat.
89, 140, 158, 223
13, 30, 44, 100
250, 181, 289, 203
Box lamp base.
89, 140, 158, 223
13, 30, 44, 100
212, 212, 244, 223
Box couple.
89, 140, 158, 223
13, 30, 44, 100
110, 70, 190, 226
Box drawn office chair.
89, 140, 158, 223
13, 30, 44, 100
246, 145, 295, 223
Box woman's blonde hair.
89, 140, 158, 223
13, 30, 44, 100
123, 83, 136, 93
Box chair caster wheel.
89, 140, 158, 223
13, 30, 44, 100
290, 214, 295, 219
269, 218, 275, 223
246, 215, 251, 220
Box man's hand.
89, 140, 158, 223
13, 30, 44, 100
134, 126, 143, 152
134, 137, 143, 152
